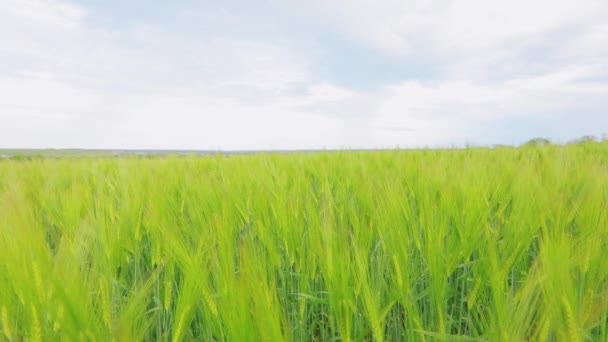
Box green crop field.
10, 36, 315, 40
1, 144, 607, 341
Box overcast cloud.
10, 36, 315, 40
1, 0, 607, 149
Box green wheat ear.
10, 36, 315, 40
1, 305, 13, 340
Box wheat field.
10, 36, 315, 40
1, 144, 607, 341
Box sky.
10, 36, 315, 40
0, 0, 607, 150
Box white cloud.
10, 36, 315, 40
377, 66, 608, 122
0, 0, 366, 149
0, 72, 97, 118
0, 0, 606, 150
309, 0, 607, 55
0, 0, 85, 30
300, 0, 608, 145
439, 0, 601, 52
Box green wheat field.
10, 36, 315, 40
1, 143, 607, 341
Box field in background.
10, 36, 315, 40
1, 144, 607, 341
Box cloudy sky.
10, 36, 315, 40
1, 0, 607, 150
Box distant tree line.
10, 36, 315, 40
523, 134, 608, 147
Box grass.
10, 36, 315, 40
1, 143, 607, 341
